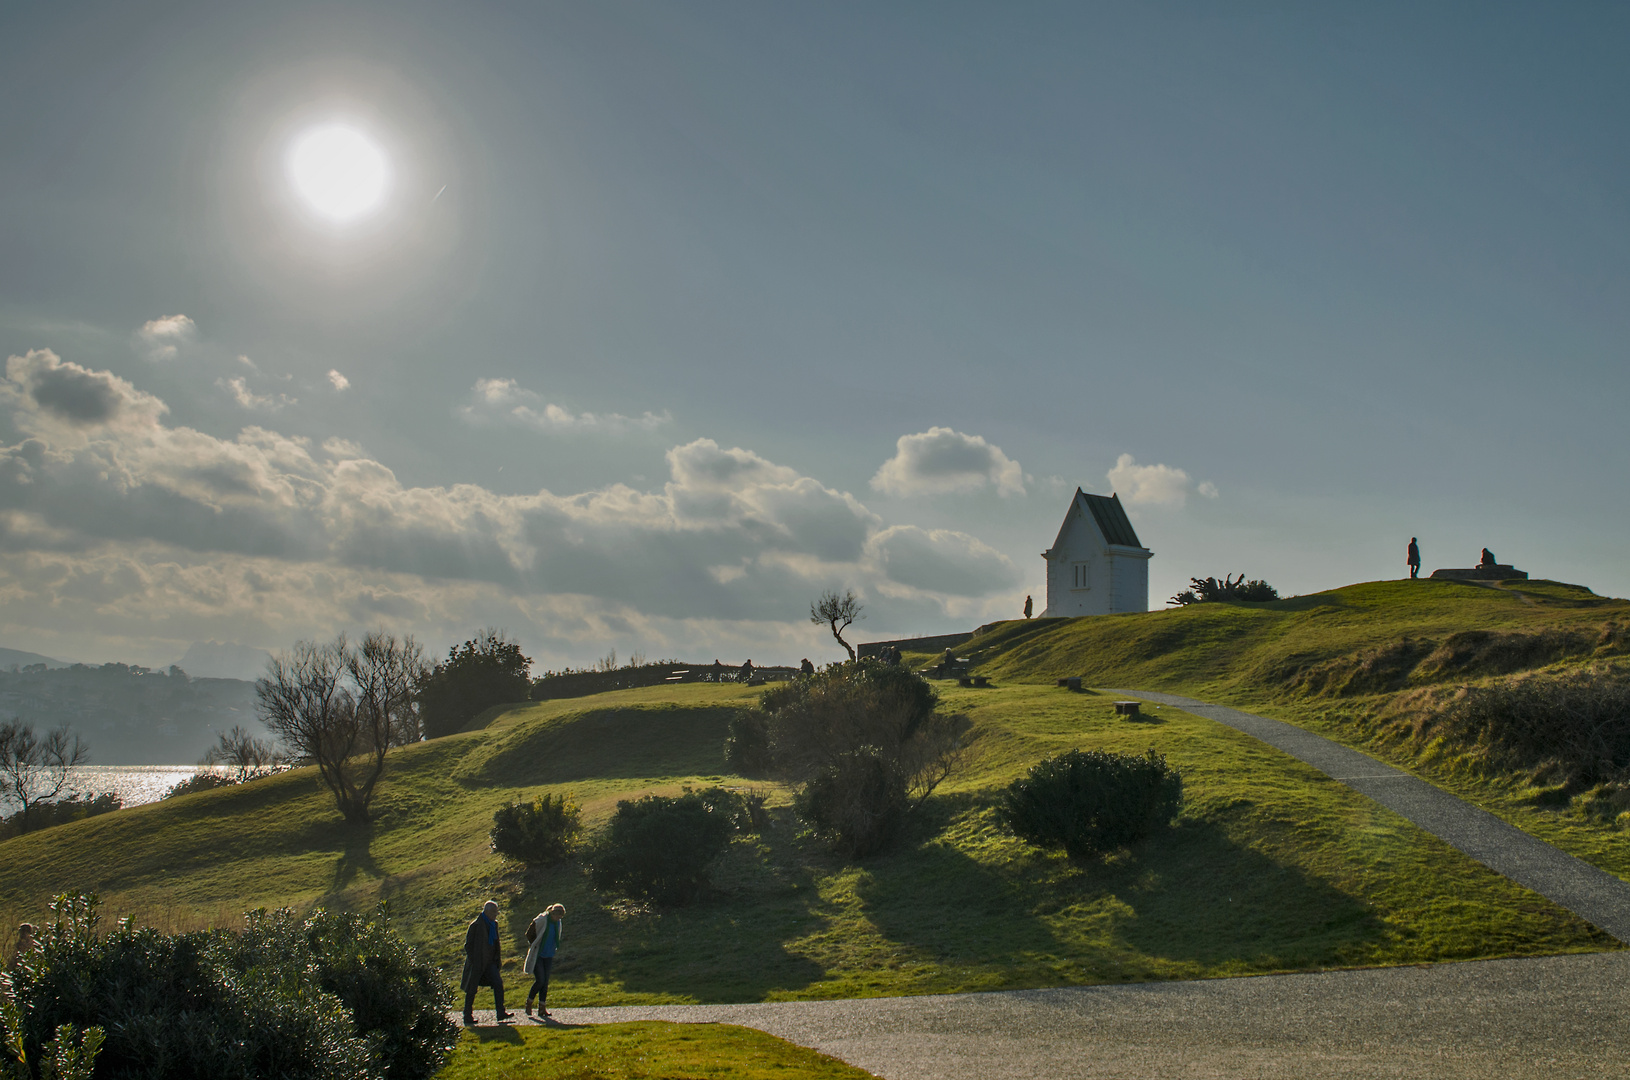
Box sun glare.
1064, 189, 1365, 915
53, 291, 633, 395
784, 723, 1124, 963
287, 124, 390, 223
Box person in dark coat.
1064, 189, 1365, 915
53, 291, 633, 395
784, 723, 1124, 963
1480, 547, 1497, 568
1407, 538, 1420, 579
1023, 594, 1033, 619
461, 900, 512, 1025
800, 657, 815, 675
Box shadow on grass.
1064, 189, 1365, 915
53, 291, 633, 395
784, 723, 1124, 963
465, 1025, 524, 1044
504, 814, 829, 1003
855, 797, 1380, 978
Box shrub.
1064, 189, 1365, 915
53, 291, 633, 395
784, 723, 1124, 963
417, 630, 531, 739
0, 794, 121, 841
723, 710, 771, 776
792, 747, 908, 857
7, 894, 455, 1080
999, 749, 1183, 860
490, 793, 582, 866
1169, 574, 1279, 606
588, 788, 745, 905
755, 660, 964, 857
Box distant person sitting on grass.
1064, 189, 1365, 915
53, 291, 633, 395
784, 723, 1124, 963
800, 658, 815, 675
7, 922, 37, 967
462, 900, 512, 1025
523, 904, 565, 1019
1407, 537, 1421, 579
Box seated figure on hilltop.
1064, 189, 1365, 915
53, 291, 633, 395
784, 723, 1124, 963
1480, 548, 1497, 568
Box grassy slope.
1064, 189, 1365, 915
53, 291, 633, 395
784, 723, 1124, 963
968, 577, 1630, 880
0, 638, 1613, 1006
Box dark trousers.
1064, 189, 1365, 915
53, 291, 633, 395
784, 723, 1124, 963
463, 964, 504, 1019
527, 956, 554, 1007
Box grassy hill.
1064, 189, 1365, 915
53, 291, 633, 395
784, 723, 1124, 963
2, 580, 1622, 1006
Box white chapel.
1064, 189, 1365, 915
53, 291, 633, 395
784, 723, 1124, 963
1040, 489, 1153, 617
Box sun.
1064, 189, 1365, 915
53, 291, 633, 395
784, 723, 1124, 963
287, 124, 390, 223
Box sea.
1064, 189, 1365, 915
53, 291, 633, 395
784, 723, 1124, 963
0, 765, 229, 813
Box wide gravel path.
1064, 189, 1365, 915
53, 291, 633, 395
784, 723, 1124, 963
1104, 688, 1630, 942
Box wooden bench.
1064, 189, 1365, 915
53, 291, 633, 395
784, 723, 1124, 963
1114, 700, 1141, 717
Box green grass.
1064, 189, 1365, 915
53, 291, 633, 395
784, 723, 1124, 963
437, 1022, 872, 1080
0, 662, 1613, 1006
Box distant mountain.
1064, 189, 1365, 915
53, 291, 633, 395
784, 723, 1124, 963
0, 664, 257, 764
0, 646, 70, 670
173, 641, 273, 682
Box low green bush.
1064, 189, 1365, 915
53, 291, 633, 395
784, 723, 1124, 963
793, 747, 908, 858
723, 710, 771, 776
490, 793, 582, 866
998, 749, 1183, 859
6, 894, 455, 1080
588, 788, 745, 905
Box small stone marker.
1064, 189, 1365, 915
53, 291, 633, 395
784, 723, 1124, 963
1114, 700, 1141, 717
1066, 677, 1082, 691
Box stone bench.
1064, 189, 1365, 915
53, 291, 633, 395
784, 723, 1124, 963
1114, 700, 1141, 717
1058, 677, 1083, 691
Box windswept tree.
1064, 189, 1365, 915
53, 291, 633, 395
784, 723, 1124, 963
201, 724, 283, 783
810, 589, 864, 663
256, 632, 425, 823
0, 720, 88, 833
416, 629, 533, 739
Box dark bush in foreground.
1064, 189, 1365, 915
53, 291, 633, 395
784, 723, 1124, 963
8, 894, 455, 1080
490, 792, 582, 866
588, 788, 746, 905
793, 746, 909, 858
1168, 573, 1279, 606
999, 749, 1183, 860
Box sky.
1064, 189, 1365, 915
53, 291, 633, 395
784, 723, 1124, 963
1, 2, 1626, 671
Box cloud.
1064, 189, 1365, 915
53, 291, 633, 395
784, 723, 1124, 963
870, 427, 1025, 498
328, 370, 350, 391
1106, 453, 1217, 508
457, 378, 669, 433
865, 525, 1020, 596
217, 376, 295, 412
0, 354, 1030, 663
136, 315, 195, 361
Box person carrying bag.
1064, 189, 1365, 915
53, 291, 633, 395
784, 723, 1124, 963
523, 904, 565, 1019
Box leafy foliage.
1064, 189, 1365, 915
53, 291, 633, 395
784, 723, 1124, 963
490, 792, 582, 866
723, 710, 771, 776
809, 590, 864, 663
0, 794, 120, 842
417, 630, 532, 740
5, 894, 454, 1080
0, 722, 88, 834
588, 788, 746, 905
756, 660, 964, 857
999, 748, 1183, 859
1168, 573, 1279, 606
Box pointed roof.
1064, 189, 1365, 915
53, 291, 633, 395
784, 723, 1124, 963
1079, 490, 1143, 548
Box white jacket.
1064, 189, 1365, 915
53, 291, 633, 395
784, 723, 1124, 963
523, 913, 561, 974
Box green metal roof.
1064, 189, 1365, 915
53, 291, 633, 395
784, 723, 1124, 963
1080, 490, 1143, 548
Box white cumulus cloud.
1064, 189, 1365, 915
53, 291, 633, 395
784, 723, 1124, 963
1106, 453, 1217, 508
457, 378, 669, 434
870, 427, 1025, 498
328, 370, 350, 391
136, 315, 196, 361
217, 376, 295, 412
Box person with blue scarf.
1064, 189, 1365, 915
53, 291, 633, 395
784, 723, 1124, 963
523, 904, 565, 1018
461, 899, 513, 1024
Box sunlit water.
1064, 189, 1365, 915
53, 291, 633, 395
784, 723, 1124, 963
1, 765, 228, 813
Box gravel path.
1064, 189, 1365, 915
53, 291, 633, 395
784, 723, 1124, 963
476, 952, 1630, 1078
1104, 688, 1630, 942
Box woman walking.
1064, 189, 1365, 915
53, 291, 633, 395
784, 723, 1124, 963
523, 904, 564, 1019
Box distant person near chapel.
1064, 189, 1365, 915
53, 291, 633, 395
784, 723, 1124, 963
800, 657, 815, 675
1407, 538, 1421, 579
462, 900, 512, 1025
1023, 594, 1033, 619
523, 904, 565, 1019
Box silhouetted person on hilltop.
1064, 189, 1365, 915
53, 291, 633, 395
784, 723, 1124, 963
740, 659, 754, 683
1480, 548, 1497, 568
1024, 594, 1033, 618
800, 658, 815, 675
1407, 538, 1420, 579
711, 659, 723, 683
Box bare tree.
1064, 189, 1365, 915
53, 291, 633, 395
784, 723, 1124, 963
256, 632, 425, 823
201, 724, 283, 783
810, 589, 864, 662
0, 720, 88, 832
